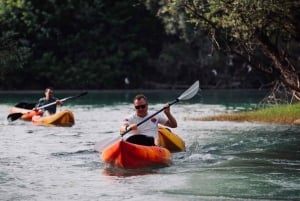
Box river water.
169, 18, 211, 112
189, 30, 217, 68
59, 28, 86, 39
0, 90, 299, 201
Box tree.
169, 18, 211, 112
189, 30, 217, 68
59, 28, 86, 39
0, 32, 30, 83
0, 0, 31, 83
144, 0, 300, 103
0, 0, 170, 89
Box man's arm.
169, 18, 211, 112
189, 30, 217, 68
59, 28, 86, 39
163, 104, 177, 128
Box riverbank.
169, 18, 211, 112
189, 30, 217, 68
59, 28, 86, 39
189, 103, 300, 125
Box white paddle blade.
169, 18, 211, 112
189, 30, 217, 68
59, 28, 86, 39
178, 80, 200, 101
94, 135, 121, 153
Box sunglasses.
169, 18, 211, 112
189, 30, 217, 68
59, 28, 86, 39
135, 104, 147, 110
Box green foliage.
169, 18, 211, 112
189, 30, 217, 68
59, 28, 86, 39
1, 0, 296, 90
148, 0, 299, 42
0, 0, 170, 89
197, 102, 300, 124
0, 31, 31, 81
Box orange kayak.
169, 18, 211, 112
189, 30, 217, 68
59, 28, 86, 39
101, 140, 172, 169
9, 107, 40, 121
32, 110, 75, 127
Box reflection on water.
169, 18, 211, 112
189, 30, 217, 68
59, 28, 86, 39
102, 167, 158, 177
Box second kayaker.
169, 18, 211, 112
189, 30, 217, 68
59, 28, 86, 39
35, 87, 63, 116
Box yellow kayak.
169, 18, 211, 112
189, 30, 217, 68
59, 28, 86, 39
158, 126, 186, 152
32, 110, 75, 127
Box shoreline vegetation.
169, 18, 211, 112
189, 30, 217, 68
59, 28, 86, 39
188, 103, 300, 125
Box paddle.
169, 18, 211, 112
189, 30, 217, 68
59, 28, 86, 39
14, 102, 37, 109
94, 80, 200, 152
7, 92, 88, 122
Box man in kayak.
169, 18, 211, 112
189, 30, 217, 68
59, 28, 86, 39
120, 94, 177, 146
35, 87, 63, 116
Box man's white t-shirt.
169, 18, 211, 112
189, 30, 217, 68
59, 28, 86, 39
122, 112, 168, 140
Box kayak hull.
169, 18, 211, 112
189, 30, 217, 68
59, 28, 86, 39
101, 140, 172, 169
32, 110, 75, 127
158, 126, 186, 152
